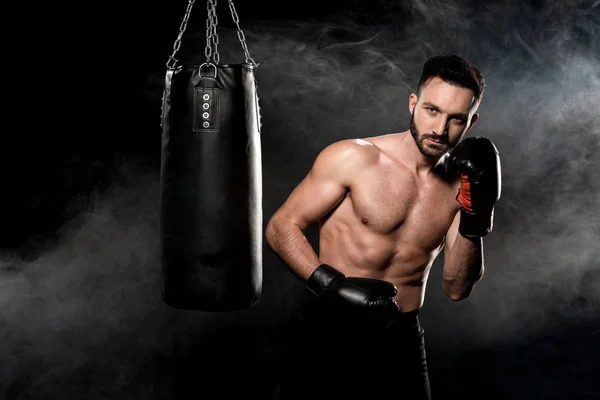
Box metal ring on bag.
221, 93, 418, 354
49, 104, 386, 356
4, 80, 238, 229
199, 62, 217, 79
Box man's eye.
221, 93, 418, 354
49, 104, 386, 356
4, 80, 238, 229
426, 107, 436, 113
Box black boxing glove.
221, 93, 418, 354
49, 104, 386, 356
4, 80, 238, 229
446, 136, 502, 238
306, 264, 399, 315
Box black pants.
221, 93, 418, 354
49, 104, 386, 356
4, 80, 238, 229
275, 296, 432, 400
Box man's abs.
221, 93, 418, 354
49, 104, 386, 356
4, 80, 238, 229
318, 190, 453, 311
319, 231, 440, 311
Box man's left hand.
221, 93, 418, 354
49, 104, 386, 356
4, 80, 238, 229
446, 136, 502, 238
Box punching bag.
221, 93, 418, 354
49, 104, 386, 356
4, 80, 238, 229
159, 0, 263, 311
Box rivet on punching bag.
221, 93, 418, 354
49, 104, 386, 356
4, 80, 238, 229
159, 0, 263, 311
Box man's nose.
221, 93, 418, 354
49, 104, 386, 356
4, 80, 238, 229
432, 117, 449, 136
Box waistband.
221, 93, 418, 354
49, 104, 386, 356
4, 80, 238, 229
301, 296, 420, 327
396, 308, 420, 319
388, 308, 421, 332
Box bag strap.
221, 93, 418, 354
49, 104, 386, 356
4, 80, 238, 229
166, 0, 259, 70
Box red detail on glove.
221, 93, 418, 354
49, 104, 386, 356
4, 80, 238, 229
457, 174, 473, 212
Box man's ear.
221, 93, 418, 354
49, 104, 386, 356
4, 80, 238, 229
409, 93, 418, 114
467, 113, 479, 131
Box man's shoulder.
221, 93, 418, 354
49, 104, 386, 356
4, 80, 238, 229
322, 138, 381, 162
312, 138, 380, 179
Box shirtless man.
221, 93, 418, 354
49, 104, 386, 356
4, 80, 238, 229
266, 54, 501, 399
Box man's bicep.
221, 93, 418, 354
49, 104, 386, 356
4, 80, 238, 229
271, 139, 371, 229
274, 171, 348, 230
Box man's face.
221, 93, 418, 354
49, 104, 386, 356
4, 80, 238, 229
409, 77, 479, 159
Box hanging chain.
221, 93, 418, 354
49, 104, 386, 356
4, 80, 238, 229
228, 0, 258, 67
166, 0, 196, 69
204, 0, 219, 64
166, 0, 258, 69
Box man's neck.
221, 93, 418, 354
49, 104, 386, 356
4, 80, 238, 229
397, 130, 442, 176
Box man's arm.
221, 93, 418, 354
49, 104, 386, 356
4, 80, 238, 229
265, 139, 377, 280
442, 136, 501, 301
442, 211, 484, 301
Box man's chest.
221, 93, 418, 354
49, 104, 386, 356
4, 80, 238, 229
350, 167, 459, 247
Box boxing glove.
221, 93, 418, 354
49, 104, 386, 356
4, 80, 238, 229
306, 264, 399, 314
446, 136, 502, 238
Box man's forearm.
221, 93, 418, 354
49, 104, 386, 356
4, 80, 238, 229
443, 234, 484, 301
265, 218, 321, 281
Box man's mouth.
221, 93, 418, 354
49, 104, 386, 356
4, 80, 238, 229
425, 138, 446, 145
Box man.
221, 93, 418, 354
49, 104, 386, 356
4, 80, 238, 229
266, 54, 501, 399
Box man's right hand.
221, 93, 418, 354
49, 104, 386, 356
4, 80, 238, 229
306, 264, 399, 316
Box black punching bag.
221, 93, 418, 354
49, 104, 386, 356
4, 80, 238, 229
159, 0, 263, 312
160, 62, 263, 311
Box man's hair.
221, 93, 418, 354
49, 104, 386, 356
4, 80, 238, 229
417, 54, 486, 107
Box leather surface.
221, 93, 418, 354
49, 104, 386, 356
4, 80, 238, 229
160, 63, 263, 311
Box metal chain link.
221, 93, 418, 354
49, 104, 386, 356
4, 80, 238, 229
204, 0, 219, 64
166, 0, 258, 69
228, 0, 258, 66
166, 0, 196, 69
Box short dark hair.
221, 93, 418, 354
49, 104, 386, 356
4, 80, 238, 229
417, 54, 486, 106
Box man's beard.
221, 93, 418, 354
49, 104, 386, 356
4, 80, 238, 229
409, 114, 461, 159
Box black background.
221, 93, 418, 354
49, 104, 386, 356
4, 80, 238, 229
2, 0, 599, 399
